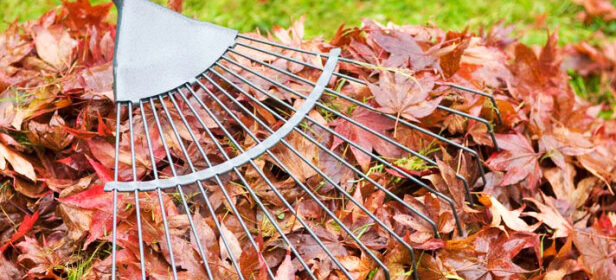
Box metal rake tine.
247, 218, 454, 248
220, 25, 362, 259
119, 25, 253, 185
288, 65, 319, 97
177, 86, 319, 280
298, 112, 468, 228
220, 54, 475, 207
111, 102, 122, 280
139, 101, 179, 279
442, 82, 503, 125
231, 42, 499, 151
236, 34, 502, 127
233, 42, 363, 81
200, 74, 421, 280
128, 102, 148, 280
194, 77, 363, 280
148, 98, 216, 280
166, 91, 277, 279
234, 39, 495, 127
157, 95, 247, 280
213, 62, 464, 223
436, 105, 498, 150
178, 87, 344, 280
226, 48, 488, 187
213, 60, 446, 233
194, 79, 396, 280
212, 65, 458, 236
233, 40, 366, 85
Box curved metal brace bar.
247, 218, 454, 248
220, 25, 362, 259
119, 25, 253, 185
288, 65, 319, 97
104, 48, 340, 192
221, 51, 475, 205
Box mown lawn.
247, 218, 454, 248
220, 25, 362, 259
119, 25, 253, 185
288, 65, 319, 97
2, 0, 613, 45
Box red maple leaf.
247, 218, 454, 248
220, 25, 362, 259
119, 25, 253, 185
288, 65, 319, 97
330, 107, 400, 171
486, 133, 543, 190
85, 155, 113, 183
0, 211, 39, 253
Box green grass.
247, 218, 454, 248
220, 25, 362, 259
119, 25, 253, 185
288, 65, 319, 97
3, 0, 615, 113
0, 0, 609, 45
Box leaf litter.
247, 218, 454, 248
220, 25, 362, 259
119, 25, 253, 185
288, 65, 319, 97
0, 1, 616, 279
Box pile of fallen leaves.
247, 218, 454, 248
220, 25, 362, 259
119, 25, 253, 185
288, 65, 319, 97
1, 0, 616, 279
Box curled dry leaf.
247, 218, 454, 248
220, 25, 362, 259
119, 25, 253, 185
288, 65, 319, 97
219, 221, 243, 264
26, 111, 74, 151
524, 196, 572, 238
484, 194, 540, 232
275, 250, 296, 280
33, 24, 77, 71
0, 142, 36, 181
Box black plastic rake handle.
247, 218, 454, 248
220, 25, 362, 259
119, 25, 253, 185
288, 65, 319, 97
104, 48, 341, 191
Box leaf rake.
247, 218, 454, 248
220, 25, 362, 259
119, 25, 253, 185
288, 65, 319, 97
106, 0, 502, 279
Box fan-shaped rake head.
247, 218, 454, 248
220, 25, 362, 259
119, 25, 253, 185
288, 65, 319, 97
105, 0, 502, 279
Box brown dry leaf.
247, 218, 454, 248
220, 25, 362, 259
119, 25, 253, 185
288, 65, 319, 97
539, 126, 593, 170
573, 0, 616, 21
578, 144, 615, 191
270, 131, 318, 182
523, 195, 572, 238
33, 24, 77, 71
287, 233, 348, 278
0, 23, 32, 69
57, 204, 92, 241
219, 221, 243, 264
487, 195, 540, 232
543, 237, 578, 280
16, 232, 75, 279
365, 20, 440, 70
368, 72, 443, 123
573, 228, 616, 279
460, 37, 513, 87
372, 239, 413, 280
191, 212, 219, 258
438, 228, 541, 280
0, 142, 36, 181
439, 37, 470, 78
167, 0, 183, 12
13, 177, 47, 198
543, 163, 594, 209
26, 111, 74, 151
486, 133, 542, 190
338, 254, 375, 280
275, 251, 296, 280
434, 158, 466, 209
